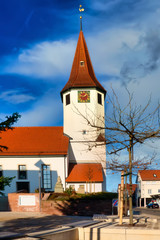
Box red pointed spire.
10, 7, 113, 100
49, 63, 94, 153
61, 30, 106, 96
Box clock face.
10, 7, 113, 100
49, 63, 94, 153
78, 91, 90, 103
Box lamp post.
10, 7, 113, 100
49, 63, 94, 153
39, 170, 41, 212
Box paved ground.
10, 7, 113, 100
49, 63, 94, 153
0, 212, 92, 234
134, 207, 160, 217
0, 208, 160, 239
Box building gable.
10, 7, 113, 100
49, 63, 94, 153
139, 170, 160, 181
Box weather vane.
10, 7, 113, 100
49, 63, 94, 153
79, 5, 84, 30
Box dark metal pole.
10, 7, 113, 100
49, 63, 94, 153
39, 170, 41, 212
80, 16, 82, 31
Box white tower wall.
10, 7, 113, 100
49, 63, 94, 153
63, 88, 105, 140
63, 88, 106, 167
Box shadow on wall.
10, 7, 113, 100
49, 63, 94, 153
55, 198, 112, 216
3, 169, 58, 195
68, 144, 76, 162
0, 196, 9, 211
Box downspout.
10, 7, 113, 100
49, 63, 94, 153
64, 155, 66, 191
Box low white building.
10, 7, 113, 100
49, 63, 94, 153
0, 126, 104, 195
0, 26, 106, 195
136, 170, 160, 207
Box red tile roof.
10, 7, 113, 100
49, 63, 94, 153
139, 170, 160, 181
61, 30, 106, 96
66, 163, 103, 182
0, 127, 69, 156
118, 183, 137, 193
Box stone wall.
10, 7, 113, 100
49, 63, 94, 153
41, 199, 113, 216
8, 193, 40, 212
8, 193, 114, 216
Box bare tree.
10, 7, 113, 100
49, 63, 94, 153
85, 166, 94, 193
78, 88, 160, 225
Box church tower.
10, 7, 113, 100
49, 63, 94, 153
61, 16, 106, 191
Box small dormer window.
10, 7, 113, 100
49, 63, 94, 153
153, 174, 157, 178
80, 61, 85, 66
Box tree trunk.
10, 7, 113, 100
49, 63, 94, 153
119, 171, 124, 225
128, 138, 133, 225
124, 167, 128, 216
118, 185, 121, 217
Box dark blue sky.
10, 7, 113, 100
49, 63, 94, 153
1, 0, 160, 191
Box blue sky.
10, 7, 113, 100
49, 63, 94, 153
1, 0, 160, 191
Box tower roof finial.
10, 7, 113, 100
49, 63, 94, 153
79, 5, 84, 31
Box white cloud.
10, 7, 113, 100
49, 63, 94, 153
1, 0, 160, 129
1, 26, 141, 81
88, 27, 141, 76
91, 0, 121, 11
17, 89, 62, 126
3, 39, 76, 79
0, 89, 35, 104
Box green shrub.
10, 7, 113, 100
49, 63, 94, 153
48, 192, 69, 200
64, 186, 76, 196
48, 191, 117, 202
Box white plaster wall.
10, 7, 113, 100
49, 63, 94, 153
66, 182, 102, 193
63, 88, 105, 140
0, 155, 67, 196
69, 142, 106, 163
141, 181, 160, 198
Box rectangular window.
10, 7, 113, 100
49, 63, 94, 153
158, 189, 160, 193
98, 93, 102, 105
0, 165, 3, 177
82, 130, 87, 135
148, 189, 152, 194
18, 165, 27, 179
42, 165, 51, 189
66, 94, 70, 105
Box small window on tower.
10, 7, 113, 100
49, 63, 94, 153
98, 93, 102, 105
66, 94, 70, 105
82, 130, 87, 135
80, 61, 85, 66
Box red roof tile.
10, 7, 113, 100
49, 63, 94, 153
118, 183, 137, 193
0, 127, 69, 156
66, 163, 103, 182
139, 170, 160, 181
61, 31, 106, 96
